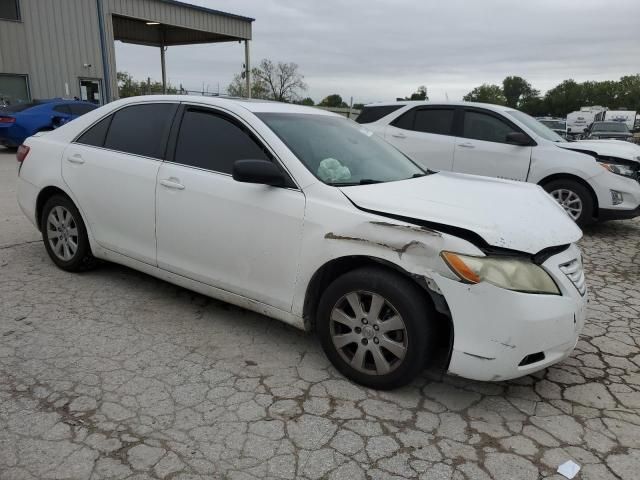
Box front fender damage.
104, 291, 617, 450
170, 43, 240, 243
324, 220, 450, 307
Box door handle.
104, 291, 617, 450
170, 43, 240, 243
160, 178, 185, 190
458, 142, 475, 148
67, 154, 85, 164
391, 133, 406, 139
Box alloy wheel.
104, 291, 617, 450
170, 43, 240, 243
47, 206, 79, 261
550, 188, 583, 221
329, 290, 408, 376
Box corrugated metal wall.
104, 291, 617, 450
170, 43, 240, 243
0, 0, 104, 101
0, 0, 252, 102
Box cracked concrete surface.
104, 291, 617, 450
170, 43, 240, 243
1, 148, 639, 479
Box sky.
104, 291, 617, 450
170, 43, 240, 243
114, 0, 640, 104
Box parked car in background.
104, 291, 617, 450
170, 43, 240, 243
359, 101, 640, 225
537, 117, 567, 138
585, 121, 634, 141
16, 95, 587, 389
0, 99, 97, 148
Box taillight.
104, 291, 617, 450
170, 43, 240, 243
17, 145, 30, 165
0, 116, 16, 123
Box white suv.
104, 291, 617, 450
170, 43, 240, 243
359, 101, 640, 225
17, 96, 586, 389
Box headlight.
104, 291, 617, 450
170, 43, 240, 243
441, 251, 560, 295
600, 162, 637, 178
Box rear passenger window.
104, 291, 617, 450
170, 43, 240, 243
463, 110, 515, 144
355, 105, 403, 124
392, 109, 416, 130
53, 104, 72, 115
76, 115, 113, 148
414, 109, 454, 135
70, 103, 97, 116
104, 103, 177, 158
174, 108, 269, 174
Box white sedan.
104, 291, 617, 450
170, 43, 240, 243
16, 96, 587, 389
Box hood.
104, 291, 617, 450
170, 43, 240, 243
339, 172, 582, 255
557, 140, 640, 163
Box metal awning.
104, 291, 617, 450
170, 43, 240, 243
112, 15, 248, 47
99, 0, 254, 98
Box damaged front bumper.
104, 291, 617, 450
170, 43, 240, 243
435, 244, 587, 382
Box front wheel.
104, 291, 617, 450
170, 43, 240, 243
41, 194, 97, 271
317, 267, 435, 390
543, 179, 594, 227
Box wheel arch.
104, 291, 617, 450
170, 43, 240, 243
35, 186, 85, 231
303, 255, 454, 367
538, 173, 599, 216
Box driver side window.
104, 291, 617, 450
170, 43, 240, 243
463, 110, 515, 144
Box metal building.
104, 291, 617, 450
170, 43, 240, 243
0, 0, 253, 106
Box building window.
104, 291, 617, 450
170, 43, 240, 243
0, 74, 30, 106
0, 0, 20, 21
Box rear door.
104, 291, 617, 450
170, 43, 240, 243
62, 102, 178, 264
383, 106, 456, 171
453, 108, 532, 181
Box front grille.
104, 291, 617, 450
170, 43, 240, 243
559, 257, 586, 296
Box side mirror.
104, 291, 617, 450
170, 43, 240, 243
233, 159, 285, 187
505, 131, 531, 146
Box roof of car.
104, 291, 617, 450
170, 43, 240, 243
364, 100, 515, 113
114, 95, 337, 116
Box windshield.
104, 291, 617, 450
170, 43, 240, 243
540, 120, 566, 130
257, 113, 425, 185
507, 110, 566, 142
593, 122, 629, 133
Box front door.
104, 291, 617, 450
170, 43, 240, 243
156, 106, 305, 311
79, 79, 102, 105
453, 108, 532, 181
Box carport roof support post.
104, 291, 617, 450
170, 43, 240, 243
245, 40, 251, 98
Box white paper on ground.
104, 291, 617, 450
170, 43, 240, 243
557, 460, 580, 479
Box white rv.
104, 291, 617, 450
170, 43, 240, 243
601, 110, 637, 131
566, 106, 606, 136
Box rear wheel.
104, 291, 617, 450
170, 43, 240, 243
41, 195, 97, 271
317, 267, 434, 390
543, 179, 594, 226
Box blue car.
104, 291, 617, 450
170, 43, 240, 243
0, 99, 97, 148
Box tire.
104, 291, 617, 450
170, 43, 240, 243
317, 267, 435, 390
40, 194, 97, 272
542, 179, 594, 227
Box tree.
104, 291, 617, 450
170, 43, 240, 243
617, 74, 640, 111
319, 94, 347, 108
117, 71, 177, 98
227, 59, 307, 102
227, 67, 270, 99
405, 85, 428, 101
255, 59, 307, 102
502, 76, 537, 109
295, 97, 315, 106
353, 103, 365, 110
463, 84, 506, 105
544, 79, 584, 117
